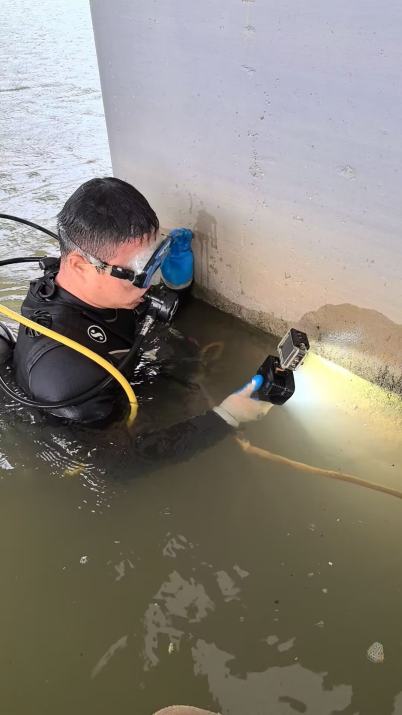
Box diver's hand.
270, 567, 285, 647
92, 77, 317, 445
213, 375, 273, 428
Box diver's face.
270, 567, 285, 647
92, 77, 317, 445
87, 233, 158, 309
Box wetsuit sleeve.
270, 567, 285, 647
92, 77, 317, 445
28, 345, 118, 423
132, 409, 233, 464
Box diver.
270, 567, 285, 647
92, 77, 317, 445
3, 177, 271, 462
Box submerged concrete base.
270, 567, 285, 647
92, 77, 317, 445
194, 285, 402, 397
297, 303, 402, 396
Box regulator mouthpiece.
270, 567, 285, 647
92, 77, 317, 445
144, 285, 179, 323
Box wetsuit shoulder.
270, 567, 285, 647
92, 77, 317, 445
28, 344, 118, 422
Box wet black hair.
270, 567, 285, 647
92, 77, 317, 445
57, 177, 159, 260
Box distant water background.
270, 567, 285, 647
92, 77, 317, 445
0, 0, 111, 266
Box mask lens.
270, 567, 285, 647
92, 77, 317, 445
127, 243, 158, 276
129, 236, 171, 288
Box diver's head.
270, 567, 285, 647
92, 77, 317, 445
56, 177, 160, 309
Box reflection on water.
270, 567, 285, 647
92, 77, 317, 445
1, 2, 402, 714
193, 641, 353, 714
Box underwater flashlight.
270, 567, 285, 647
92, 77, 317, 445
256, 328, 310, 405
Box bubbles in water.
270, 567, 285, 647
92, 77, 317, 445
0, 453, 13, 470
367, 642, 384, 663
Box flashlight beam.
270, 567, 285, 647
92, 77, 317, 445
236, 437, 402, 502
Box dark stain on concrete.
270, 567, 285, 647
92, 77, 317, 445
297, 303, 402, 396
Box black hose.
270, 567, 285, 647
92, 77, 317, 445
0, 257, 44, 266
0, 213, 58, 240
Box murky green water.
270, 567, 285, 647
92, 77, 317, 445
1, 2, 402, 714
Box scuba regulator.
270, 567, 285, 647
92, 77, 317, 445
256, 328, 310, 405
139, 284, 178, 324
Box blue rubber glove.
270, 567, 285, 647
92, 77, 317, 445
161, 228, 194, 290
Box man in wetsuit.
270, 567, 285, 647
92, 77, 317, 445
13, 177, 271, 460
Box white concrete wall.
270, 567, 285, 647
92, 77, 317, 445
90, 0, 402, 388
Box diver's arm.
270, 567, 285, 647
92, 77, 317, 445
132, 409, 233, 462
131, 377, 271, 463
28, 346, 235, 459
28, 351, 270, 462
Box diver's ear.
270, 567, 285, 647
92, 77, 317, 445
66, 251, 90, 275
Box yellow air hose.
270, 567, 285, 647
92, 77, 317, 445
0, 304, 138, 426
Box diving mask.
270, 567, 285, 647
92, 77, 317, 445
58, 228, 172, 289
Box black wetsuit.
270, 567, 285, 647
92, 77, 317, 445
12, 261, 231, 462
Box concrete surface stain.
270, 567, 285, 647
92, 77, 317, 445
298, 303, 402, 395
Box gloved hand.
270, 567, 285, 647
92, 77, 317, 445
213, 374, 273, 428
161, 228, 194, 290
